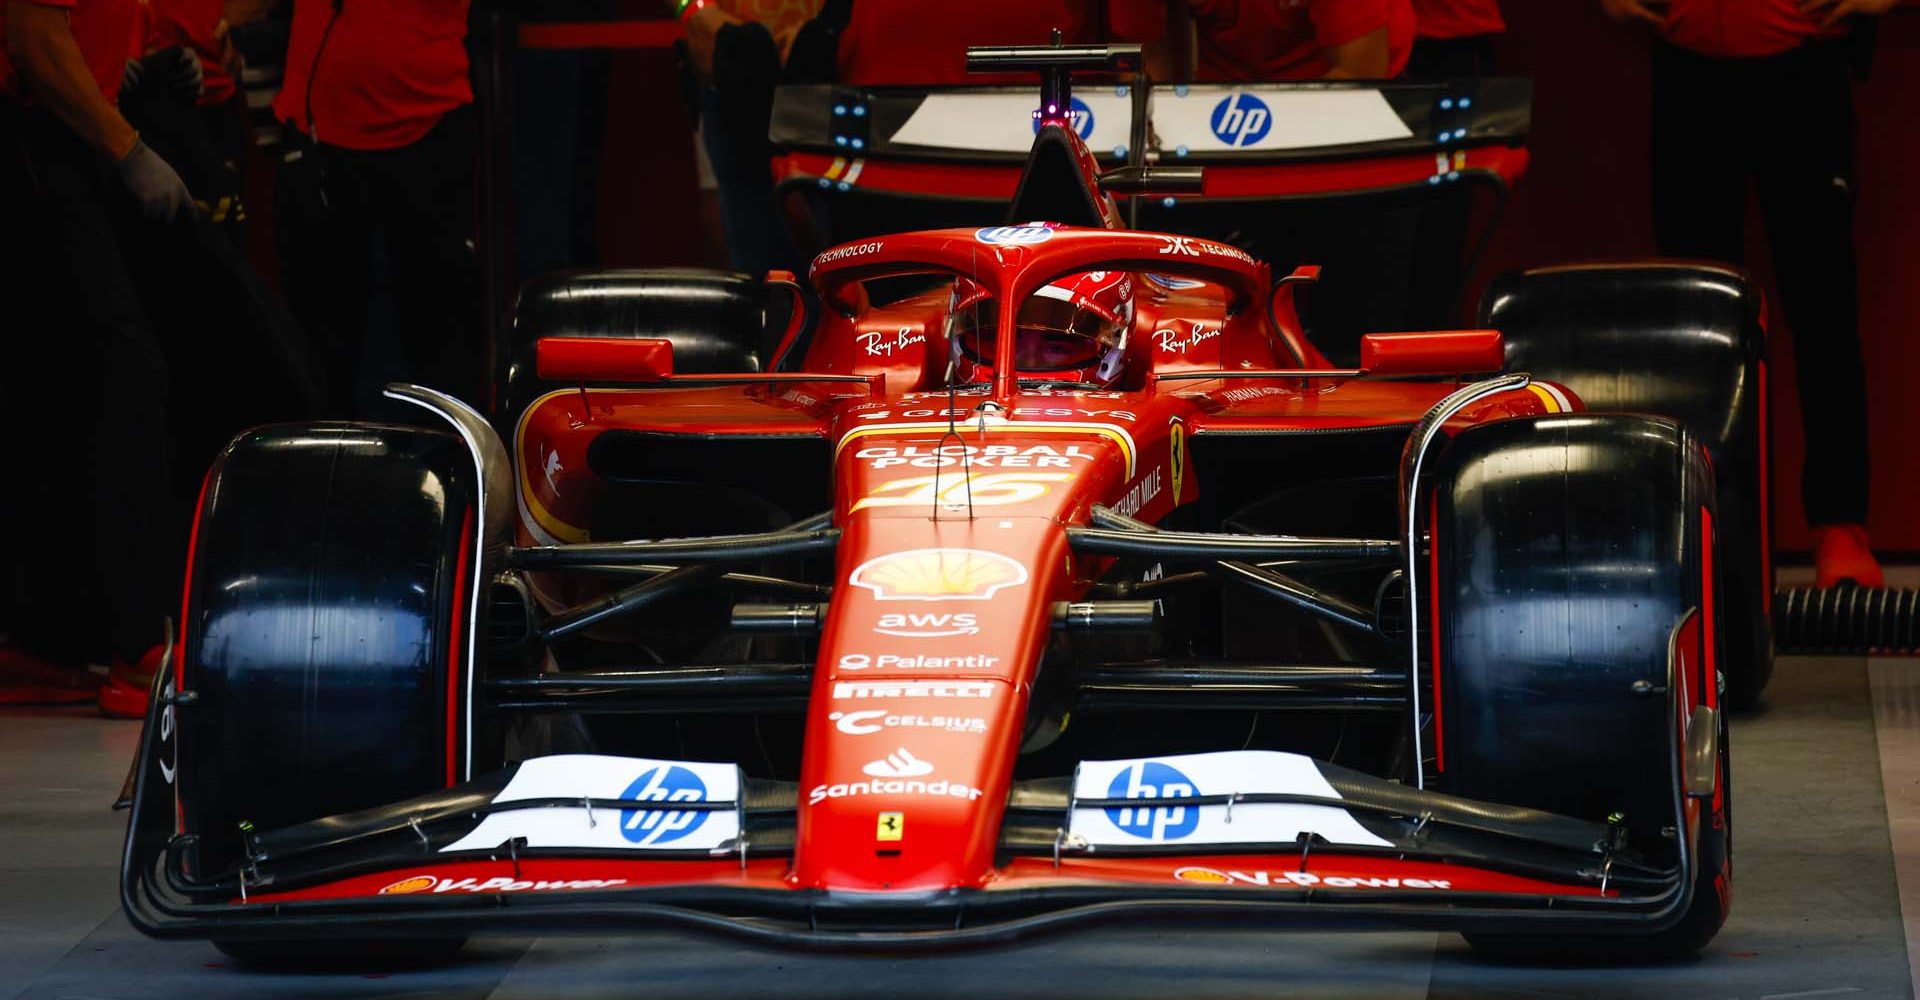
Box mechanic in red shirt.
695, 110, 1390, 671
835, 0, 1098, 85
273, 0, 483, 412
1407, 0, 1501, 75
0, 0, 192, 711
116, 0, 252, 229
1120, 0, 1411, 82
1602, 0, 1897, 587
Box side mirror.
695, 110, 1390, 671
1359, 329, 1504, 377
536, 336, 674, 382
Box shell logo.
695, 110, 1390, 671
379, 875, 438, 895
849, 548, 1029, 602
1173, 866, 1233, 884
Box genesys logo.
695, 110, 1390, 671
976, 224, 1055, 247
379, 874, 628, 895
617, 765, 711, 847
833, 680, 997, 700
875, 610, 979, 638
1173, 867, 1455, 890
1106, 760, 1198, 841
838, 652, 1001, 671
862, 747, 935, 777
1210, 92, 1271, 147
828, 709, 988, 736
850, 548, 1028, 602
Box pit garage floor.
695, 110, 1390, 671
7, 654, 1920, 999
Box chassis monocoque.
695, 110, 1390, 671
122, 46, 1749, 965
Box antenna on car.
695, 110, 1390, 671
932, 272, 974, 522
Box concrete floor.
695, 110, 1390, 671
3, 655, 1914, 1000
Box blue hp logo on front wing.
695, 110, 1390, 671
1210, 93, 1271, 147
618, 765, 708, 846
1106, 761, 1199, 840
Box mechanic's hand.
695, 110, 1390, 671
684, 3, 741, 82
1799, 0, 1902, 28
173, 46, 205, 101
214, 18, 243, 80
116, 138, 194, 223
1600, 0, 1667, 28
122, 57, 144, 93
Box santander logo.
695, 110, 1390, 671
862, 748, 934, 778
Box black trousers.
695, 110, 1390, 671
1650, 40, 1870, 526
276, 104, 483, 413
0, 101, 173, 663
1404, 34, 1500, 328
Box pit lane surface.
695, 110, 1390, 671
3, 656, 1913, 1000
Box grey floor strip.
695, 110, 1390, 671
1869, 660, 1920, 1000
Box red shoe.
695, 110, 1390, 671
0, 647, 104, 705
1813, 523, 1885, 589
97, 643, 169, 719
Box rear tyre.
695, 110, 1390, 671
1427, 414, 1730, 962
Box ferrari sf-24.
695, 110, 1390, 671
121, 45, 1750, 964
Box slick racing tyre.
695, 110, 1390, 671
1482, 263, 1772, 708
1426, 413, 1732, 962
173, 423, 489, 963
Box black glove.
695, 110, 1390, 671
116, 138, 194, 223
173, 46, 205, 101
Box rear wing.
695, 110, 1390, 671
770, 78, 1532, 250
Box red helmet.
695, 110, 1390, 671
949, 270, 1135, 386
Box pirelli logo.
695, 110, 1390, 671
832, 681, 996, 700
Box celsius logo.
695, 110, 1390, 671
617, 765, 709, 846
1105, 761, 1198, 841
1034, 96, 1094, 139
863, 748, 935, 778
1210, 92, 1271, 147
975, 225, 1055, 247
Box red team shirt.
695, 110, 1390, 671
273, 0, 473, 151
144, 0, 234, 104
1119, 0, 1410, 81
1659, 0, 1845, 57
0, 0, 138, 104
1411, 0, 1503, 39
837, 0, 1096, 85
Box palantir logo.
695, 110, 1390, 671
1105, 761, 1199, 840
1034, 96, 1094, 139
618, 765, 709, 846
1210, 92, 1271, 148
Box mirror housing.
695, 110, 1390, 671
1359, 329, 1504, 377
536, 336, 674, 382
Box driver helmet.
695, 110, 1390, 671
950, 270, 1135, 386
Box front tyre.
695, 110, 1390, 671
1426, 414, 1731, 962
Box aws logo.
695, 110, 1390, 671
874, 611, 980, 638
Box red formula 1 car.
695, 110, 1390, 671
122, 46, 1755, 964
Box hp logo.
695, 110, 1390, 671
618, 765, 709, 846
1105, 761, 1199, 841
1210, 93, 1271, 148
975, 225, 1055, 247
1034, 96, 1095, 140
